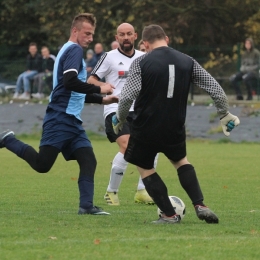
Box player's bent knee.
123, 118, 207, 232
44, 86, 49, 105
170, 157, 189, 169
32, 160, 53, 173
36, 165, 52, 173
116, 135, 129, 152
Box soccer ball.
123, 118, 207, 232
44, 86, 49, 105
157, 196, 186, 220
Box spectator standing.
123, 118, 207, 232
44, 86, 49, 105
230, 38, 260, 100
32, 46, 55, 99
111, 41, 119, 50
93, 43, 106, 82
13, 42, 42, 100
137, 40, 146, 52
85, 49, 97, 78
94, 43, 105, 61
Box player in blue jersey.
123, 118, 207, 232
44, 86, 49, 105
0, 13, 117, 215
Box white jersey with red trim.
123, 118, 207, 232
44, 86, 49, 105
91, 48, 144, 119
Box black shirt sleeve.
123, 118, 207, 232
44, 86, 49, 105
85, 93, 103, 104
63, 71, 101, 94
47, 57, 55, 71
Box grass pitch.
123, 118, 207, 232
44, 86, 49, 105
0, 137, 260, 260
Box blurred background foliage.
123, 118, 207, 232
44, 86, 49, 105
0, 0, 260, 92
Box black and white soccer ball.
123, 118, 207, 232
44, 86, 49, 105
157, 196, 186, 220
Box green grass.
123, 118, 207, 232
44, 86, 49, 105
1, 139, 260, 260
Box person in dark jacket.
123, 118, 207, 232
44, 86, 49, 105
32, 46, 55, 99
94, 43, 105, 61
230, 38, 260, 100
13, 42, 42, 100
85, 49, 97, 78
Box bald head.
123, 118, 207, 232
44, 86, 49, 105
115, 23, 137, 55
117, 23, 135, 34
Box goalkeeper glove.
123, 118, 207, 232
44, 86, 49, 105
220, 112, 240, 136
112, 114, 125, 135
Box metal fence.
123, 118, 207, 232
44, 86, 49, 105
1, 43, 259, 96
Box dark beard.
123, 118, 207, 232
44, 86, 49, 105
120, 43, 134, 52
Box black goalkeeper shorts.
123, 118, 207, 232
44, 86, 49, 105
105, 112, 134, 143
124, 136, 187, 169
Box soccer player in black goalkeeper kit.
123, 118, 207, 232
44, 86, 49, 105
112, 24, 240, 224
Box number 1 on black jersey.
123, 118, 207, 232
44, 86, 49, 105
167, 65, 175, 98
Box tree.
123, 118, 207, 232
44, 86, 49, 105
0, 0, 259, 80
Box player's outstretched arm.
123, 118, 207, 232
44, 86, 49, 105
102, 95, 118, 104
191, 59, 229, 116
117, 57, 143, 121
85, 94, 118, 104
64, 71, 114, 95
220, 112, 240, 136
64, 71, 101, 94
87, 75, 114, 94
87, 75, 102, 86
99, 83, 114, 95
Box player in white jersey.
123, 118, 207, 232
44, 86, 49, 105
88, 23, 157, 205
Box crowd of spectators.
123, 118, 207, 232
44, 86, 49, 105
12, 41, 118, 100
12, 42, 55, 100
11, 38, 260, 101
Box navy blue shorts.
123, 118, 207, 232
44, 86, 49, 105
40, 109, 92, 161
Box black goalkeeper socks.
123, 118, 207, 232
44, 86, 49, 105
142, 172, 176, 217
177, 164, 205, 206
